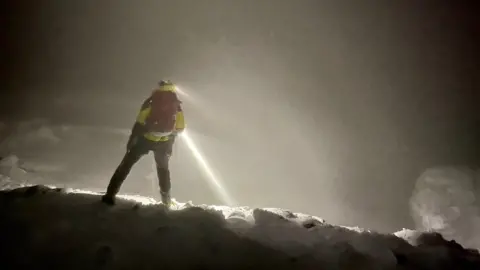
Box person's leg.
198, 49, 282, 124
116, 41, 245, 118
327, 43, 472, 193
103, 137, 151, 204
153, 137, 175, 205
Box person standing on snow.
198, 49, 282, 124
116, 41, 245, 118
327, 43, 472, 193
102, 80, 185, 206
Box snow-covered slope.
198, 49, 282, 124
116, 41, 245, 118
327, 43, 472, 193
0, 185, 479, 270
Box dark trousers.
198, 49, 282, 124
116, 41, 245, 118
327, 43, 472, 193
105, 135, 175, 198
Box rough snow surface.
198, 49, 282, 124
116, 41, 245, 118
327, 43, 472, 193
1, 185, 479, 270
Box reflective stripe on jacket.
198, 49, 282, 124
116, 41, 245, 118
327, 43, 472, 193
136, 104, 185, 142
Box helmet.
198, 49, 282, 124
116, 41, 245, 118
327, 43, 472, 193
158, 80, 176, 92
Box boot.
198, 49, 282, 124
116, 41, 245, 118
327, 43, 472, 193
160, 191, 172, 207
102, 147, 145, 206
101, 194, 115, 205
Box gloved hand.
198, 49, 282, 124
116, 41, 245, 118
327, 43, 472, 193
127, 122, 146, 151
126, 135, 138, 151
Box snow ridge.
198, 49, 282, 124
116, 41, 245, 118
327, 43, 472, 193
0, 185, 479, 270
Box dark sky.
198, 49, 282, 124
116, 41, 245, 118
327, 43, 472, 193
2, 0, 479, 232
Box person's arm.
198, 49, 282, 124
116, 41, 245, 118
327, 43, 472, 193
127, 97, 151, 150
126, 122, 147, 150
130, 121, 147, 137
174, 102, 186, 134
141, 96, 152, 110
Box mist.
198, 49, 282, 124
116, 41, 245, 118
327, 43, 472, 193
2, 0, 479, 233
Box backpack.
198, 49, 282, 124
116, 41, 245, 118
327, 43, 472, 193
145, 90, 181, 133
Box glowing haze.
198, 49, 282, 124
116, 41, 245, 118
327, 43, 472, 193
2, 1, 478, 233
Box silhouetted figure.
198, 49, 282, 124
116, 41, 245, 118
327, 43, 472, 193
102, 80, 185, 207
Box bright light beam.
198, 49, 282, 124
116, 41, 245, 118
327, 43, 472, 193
175, 86, 193, 101
180, 130, 235, 206
175, 86, 188, 97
